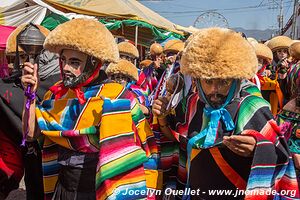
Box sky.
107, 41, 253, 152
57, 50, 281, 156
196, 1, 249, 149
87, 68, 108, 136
140, 0, 294, 30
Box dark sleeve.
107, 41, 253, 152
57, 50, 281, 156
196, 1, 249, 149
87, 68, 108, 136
0, 80, 24, 144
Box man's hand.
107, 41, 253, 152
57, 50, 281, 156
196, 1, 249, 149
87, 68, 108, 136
139, 104, 150, 116
281, 59, 289, 69
21, 62, 39, 93
152, 97, 169, 118
223, 135, 256, 157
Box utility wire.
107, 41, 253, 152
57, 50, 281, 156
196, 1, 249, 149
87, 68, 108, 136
163, 5, 292, 18
155, 0, 293, 14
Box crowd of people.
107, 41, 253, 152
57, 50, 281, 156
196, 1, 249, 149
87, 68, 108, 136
0, 18, 300, 200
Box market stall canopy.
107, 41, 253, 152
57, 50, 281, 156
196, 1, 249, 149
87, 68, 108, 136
174, 24, 199, 34
0, 0, 184, 46
0, 25, 16, 50
0, 0, 49, 26
41, 12, 183, 46
42, 0, 181, 34
41, 0, 184, 46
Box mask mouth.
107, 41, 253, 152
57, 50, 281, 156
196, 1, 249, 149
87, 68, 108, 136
62, 73, 77, 88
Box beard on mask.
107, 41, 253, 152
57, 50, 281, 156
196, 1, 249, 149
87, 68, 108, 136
61, 55, 98, 88
62, 72, 76, 88
62, 72, 90, 88
205, 93, 227, 108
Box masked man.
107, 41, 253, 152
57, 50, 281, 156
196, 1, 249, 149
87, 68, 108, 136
267, 36, 293, 105
276, 41, 300, 185
118, 41, 139, 63
149, 42, 164, 81
21, 18, 154, 200
151, 39, 184, 102
106, 59, 150, 115
153, 27, 299, 200
251, 43, 283, 115
277, 83, 300, 187
106, 58, 161, 197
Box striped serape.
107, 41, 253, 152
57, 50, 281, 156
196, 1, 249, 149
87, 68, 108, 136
36, 82, 158, 199
166, 90, 299, 199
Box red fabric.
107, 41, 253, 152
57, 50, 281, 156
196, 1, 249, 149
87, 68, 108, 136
257, 64, 267, 75
250, 65, 267, 86
0, 130, 23, 181
0, 25, 16, 50
50, 63, 102, 104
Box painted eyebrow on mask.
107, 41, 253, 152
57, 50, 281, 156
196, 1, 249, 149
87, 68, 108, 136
69, 57, 83, 62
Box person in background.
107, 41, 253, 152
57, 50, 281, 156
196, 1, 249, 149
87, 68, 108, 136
276, 42, 300, 184
276, 78, 300, 187
283, 42, 300, 102
118, 41, 139, 63
267, 35, 293, 105
106, 59, 150, 115
253, 43, 274, 86
149, 42, 165, 81
134, 43, 164, 106
106, 59, 161, 198
0, 23, 60, 200
267, 35, 293, 75
152, 39, 184, 102
250, 42, 284, 115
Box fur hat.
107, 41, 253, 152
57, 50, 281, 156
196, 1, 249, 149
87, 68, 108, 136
164, 39, 184, 54
44, 18, 119, 63
185, 32, 199, 48
106, 59, 138, 81
254, 43, 273, 62
150, 43, 163, 55
181, 27, 258, 79
118, 42, 139, 59
6, 24, 50, 55
289, 42, 300, 60
267, 36, 293, 52
139, 59, 153, 68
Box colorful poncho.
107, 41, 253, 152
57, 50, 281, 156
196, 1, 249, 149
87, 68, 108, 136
131, 68, 158, 106
251, 75, 283, 116
36, 82, 158, 199
165, 89, 299, 199
277, 110, 300, 154
276, 108, 300, 186
286, 63, 300, 100
242, 80, 262, 98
